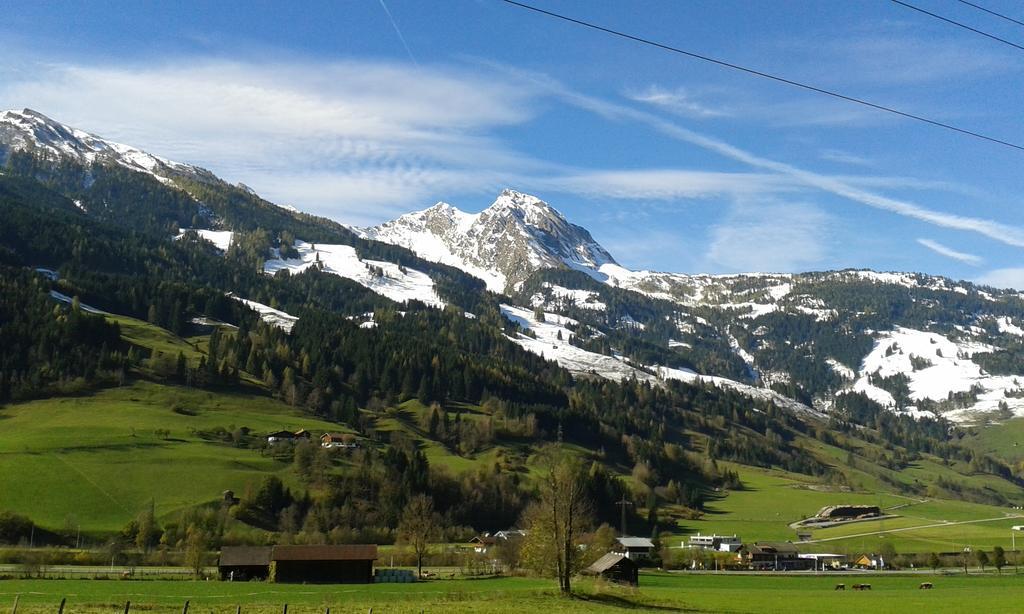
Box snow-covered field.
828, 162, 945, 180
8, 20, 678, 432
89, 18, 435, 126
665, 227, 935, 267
49, 290, 105, 314
229, 294, 299, 333
531, 283, 606, 311
176, 228, 234, 251
844, 327, 1024, 421
264, 241, 444, 308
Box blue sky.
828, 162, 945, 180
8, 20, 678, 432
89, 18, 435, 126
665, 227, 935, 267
1, 0, 1023, 286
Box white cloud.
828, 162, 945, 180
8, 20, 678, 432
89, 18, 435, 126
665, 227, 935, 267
820, 149, 874, 167
976, 268, 1024, 291
531, 169, 795, 201
916, 238, 983, 266
706, 200, 830, 273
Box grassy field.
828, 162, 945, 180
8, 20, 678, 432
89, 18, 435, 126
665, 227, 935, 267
1, 572, 1022, 613
672, 463, 1023, 555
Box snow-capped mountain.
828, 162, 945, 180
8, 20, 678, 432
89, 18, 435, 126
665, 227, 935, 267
0, 108, 205, 185
362, 189, 615, 293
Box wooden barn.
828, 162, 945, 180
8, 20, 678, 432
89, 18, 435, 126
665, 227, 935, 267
585, 552, 639, 586
219, 546, 272, 580
271, 545, 378, 584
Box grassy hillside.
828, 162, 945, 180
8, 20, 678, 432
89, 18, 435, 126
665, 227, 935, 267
0, 380, 346, 533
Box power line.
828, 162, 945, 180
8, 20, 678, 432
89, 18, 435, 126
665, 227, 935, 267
889, 0, 1024, 52
498, 0, 1024, 153
956, 0, 1024, 29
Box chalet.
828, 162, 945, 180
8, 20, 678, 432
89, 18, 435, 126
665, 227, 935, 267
585, 552, 639, 586
614, 537, 656, 561
271, 544, 377, 583
320, 433, 354, 448
853, 553, 886, 570
218, 546, 272, 581
686, 533, 742, 552
738, 542, 807, 571
470, 530, 526, 554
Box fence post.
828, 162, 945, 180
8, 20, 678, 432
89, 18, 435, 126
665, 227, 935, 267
124, 600, 131, 614
282, 604, 288, 614
236, 606, 241, 614
58, 598, 66, 614
10, 595, 18, 614
181, 601, 189, 614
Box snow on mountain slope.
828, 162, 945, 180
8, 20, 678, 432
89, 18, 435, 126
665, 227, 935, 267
175, 228, 234, 251
500, 304, 820, 417
844, 327, 1024, 420
265, 241, 444, 308
363, 189, 614, 293
0, 109, 196, 184
228, 294, 298, 333
530, 283, 607, 311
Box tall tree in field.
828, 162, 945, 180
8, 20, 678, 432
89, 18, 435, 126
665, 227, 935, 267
521, 453, 593, 594
398, 494, 440, 579
184, 527, 208, 578
992, 546, 1006, 574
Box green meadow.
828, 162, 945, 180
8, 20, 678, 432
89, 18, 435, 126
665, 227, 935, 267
1, 572, 1022, 613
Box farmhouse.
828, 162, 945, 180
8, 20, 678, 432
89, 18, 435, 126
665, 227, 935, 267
271, 544, 378, 583
853, 553, 886, 569
738, 542, 807, 571
686, 533, 742, 552
585, 552, 639, 586
219, 546, 272, 580
470, 530, 526, 554
320, 432, 356, 448
614, 536, 656, 561
266, 429, 313, 444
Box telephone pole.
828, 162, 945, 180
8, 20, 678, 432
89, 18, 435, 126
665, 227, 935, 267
615, 496, 633, 537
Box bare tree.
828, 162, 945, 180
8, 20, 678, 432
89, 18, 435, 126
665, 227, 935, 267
398, 494, 440, 579
522, 455, 592, 594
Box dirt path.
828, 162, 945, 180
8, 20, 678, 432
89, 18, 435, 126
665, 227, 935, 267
805, 514, 1023, 543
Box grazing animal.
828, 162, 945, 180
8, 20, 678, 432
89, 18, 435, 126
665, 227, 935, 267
834, 584, 846, 590
919, 582, 933, 589
852, 583, 872, 590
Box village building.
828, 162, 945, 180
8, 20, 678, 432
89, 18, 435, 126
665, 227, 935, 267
799, 553, 847, 570
584, 552, 639, 586
853, 553, 886, 570
738, 542, 807, 571
469, 530, 526, 555
219, 546, 272, 581
613, 536, 656, 561
686, 533, 742, 552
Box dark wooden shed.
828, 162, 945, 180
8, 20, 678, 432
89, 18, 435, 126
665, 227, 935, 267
219, 546, 272, 580
271, 545, 378, 584
585, 552, 639, 586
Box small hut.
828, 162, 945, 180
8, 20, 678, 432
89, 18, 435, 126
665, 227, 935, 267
585, 552, 639, 586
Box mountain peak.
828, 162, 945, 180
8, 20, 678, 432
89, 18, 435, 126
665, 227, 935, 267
364, 190, 616, 293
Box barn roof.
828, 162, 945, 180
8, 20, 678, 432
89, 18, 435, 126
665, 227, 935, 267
616, 537, 655, 549
219, 546, 272, 567
587, 552, 635, 574
272, 545, 378, 561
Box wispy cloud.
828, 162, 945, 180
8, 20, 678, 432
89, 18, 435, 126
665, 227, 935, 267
625, 85, 728, 119
820, 149, 874, 167
916, 238, 983, 266
515, 71, 1024, 248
